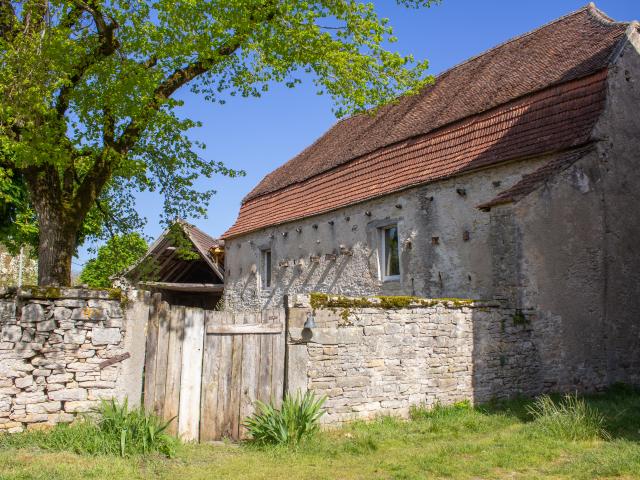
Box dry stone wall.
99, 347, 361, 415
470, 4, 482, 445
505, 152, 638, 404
0, 287, 142, 433
286, 295, 541, 424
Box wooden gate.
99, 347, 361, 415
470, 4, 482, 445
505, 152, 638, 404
143, 294, 286, 441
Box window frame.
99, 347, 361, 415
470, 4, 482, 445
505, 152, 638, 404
260, 249, 272, 290
379, 224, 401, 282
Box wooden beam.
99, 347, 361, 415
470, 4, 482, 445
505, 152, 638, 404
161, 257, 188, 281
99, 352, 130, 369
138, 281, 224, 293
185, 229, 225, 282
171, 259, 198, 282
206, 323, 283, 335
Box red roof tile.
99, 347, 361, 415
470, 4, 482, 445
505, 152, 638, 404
180, 221, 224, 253
224, 5, 628, 239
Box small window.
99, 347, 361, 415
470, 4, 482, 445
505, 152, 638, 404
261, 250, 272, 289
380, 225, 400, 281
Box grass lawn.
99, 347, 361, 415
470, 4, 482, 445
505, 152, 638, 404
1, 386, 639, 480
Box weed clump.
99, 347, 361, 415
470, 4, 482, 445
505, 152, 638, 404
526, 393, 609, 441
244, 391, 326, 446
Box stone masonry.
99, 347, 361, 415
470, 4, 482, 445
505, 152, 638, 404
286, 295, 542, 425
0, 245, 37, 288
0, 287, 146, 433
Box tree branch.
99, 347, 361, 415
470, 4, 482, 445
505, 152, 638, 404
115, 0, 281, 155
69, 150, 113, 225
95, 198, 116, 238
59, 4, 85, 30
56, 1, 120, 118
21, 0, 47, 34
114, 38, 242, 154
103, 106, 115, 147
0, 0, 19, 40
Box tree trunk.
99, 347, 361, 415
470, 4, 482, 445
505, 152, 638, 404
36, 209, 76, 287
25, 167, 76, 286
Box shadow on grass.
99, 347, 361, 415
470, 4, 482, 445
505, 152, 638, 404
476, 383, 640, 442
248, 384, 640, 461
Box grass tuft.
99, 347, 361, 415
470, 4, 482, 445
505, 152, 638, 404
0, 399, 178, 457
1, 387, 639, 479
527, 393, 610, 441
244, 391, 326, 446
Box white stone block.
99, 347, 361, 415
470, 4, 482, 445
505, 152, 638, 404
48, 388, 87, 402
15, 376, 33, 388
21, 304, 44, 324
91, 328, 121, 346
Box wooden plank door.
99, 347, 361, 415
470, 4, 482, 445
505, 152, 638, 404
143, 304, 287, 443
199, 308, 286, 441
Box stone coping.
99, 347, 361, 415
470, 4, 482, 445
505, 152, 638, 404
0, 286, 123, 301
290, 293, 505, 311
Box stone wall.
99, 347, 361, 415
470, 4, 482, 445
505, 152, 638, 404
0, 287, 147, 433
0, 246, 37, 288
285, 295, 542, 424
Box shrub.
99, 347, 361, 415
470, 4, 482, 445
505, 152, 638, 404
526, 393, 610, 441
244, 391, 326, 446
0, 399, 178, 457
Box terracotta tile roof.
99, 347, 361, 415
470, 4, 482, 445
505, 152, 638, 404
224, 5, 628, 239
477, 146, 596, 210
180, 221, 224, 253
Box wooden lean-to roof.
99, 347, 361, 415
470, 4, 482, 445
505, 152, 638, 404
223, 4, 630, 239
127, 220, 224, 289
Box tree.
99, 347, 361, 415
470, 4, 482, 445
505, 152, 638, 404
0, 0, 438, 286
79, 232, 147, 288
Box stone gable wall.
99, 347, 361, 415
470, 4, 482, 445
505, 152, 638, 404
285, 296, 543, 425
0, 287, 147, 433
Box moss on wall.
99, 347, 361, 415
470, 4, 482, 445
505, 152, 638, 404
22, 286, 62, 299
309, 292, 475, 315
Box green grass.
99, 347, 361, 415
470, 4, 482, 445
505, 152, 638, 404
0, 399, 178, 458
526, 392, 610, 441
1, 386, 639, 479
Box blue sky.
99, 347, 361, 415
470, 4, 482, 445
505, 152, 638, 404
75, 0, 638, 268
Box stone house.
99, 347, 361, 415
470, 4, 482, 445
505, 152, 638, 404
2, 6, 639, 432
222, 5, 640, 391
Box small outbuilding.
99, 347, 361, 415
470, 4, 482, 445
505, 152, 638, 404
126, 220, 224, 308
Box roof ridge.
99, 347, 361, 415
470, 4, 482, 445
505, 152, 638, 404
606, 19, 640, 67
586, 2, 628, 26
319, 5, 616, 129
416, 4, 624, 88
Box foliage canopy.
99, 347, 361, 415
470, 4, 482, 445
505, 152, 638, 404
78, 232, 147, 288
0, 0, 437, 284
